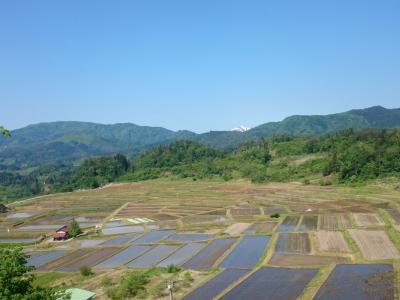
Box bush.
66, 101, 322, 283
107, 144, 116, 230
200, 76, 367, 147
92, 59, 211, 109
183, 271, 194, 287
101, 276, 112, 287
69, 218, 82, 237
107, 271, 149, 300
270, 213, 280, 218
80, 266, 93, 276
319, 179, 333, 186
166, 264, 181, 273
303, 178, 310, 185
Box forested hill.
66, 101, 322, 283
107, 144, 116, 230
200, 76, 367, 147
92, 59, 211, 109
2, 128, 400, 202
1, 106, 400, 170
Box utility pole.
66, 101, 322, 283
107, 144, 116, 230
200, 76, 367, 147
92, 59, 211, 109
167, 280, 174, 300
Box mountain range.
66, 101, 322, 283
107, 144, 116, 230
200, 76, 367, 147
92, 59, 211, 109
1, 106, 400, 170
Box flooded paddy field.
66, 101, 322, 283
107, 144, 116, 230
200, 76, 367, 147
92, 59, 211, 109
183, 238, 237, 270
221, 267, 318, 299
94, 245, 151, 269
157, 242, 206, 267
276, 216, 300, 232
219, 235, 270, 269
298, 215, 318, 231
127, 245, 180, 268
315, 264, 394, 300
183, 268, 248, 300
166, 233, 214, 242
27, 251, 68, 268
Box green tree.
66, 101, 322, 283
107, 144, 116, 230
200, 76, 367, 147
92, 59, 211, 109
0, 126, 10, 137
69, 219, 82, 237
0, 247, 68, 299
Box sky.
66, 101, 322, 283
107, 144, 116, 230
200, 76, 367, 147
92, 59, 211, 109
1, 1, 399, 133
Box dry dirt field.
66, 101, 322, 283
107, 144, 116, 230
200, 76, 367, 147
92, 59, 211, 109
268, 253, 350, 267
315, 231, 351, 253
353, 213, 384, 227
319, 215, 339, 231
349, 229, 400, 260
224, 223, 251, 235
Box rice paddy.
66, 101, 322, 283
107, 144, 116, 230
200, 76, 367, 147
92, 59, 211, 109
2, 179, 400, 299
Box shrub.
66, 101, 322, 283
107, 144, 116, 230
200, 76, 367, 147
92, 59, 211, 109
101, 276, 112, 287
69, 218, 82, 237
166, 264, 181, 273
80, 266, 92, 277
270, 213, 280, 218
183, 271, 194, 287
107, 271, 149, 300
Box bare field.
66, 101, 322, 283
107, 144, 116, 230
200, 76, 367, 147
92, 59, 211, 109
315, 231, 351, 253
275, 233, 311, 254
319, 215, 339, 231
224, 223, 251, 235
250, 221, 278, 232
353, 213, 384, 227
349, 229, 400, 260
268, 253, 350, 267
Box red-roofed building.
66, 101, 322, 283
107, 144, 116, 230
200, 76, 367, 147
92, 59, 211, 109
53, 225, 70, 241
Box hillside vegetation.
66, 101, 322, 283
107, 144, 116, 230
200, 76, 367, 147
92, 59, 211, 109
1, 128, 400, 202
1, 106, 400, 170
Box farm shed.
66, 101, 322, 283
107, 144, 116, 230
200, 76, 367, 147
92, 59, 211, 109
64, 288, 95, 300
53, 225, 70, 241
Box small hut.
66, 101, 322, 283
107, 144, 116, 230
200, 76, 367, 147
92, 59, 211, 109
53, 225, 70, 241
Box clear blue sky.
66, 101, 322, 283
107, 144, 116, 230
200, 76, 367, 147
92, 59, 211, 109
1, 1, 399, 133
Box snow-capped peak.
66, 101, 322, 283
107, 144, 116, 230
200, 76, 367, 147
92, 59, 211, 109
231, 125, 250, 132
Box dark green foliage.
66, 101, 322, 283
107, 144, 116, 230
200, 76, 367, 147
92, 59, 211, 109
0, 247, 68, 299
270, 213, 280, 218
64, 154, 129, 190
166, 264, 181, 273
68, 219, 82, 237
107, 271, 150, 300
79, 266, 92, 277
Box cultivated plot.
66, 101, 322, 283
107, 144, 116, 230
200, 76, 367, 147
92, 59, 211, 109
95, 245, 151, 269
221, 267, 318, 300
0, 238, 36, 244
224, 223, 251, 235
38, 249, 93, 271
102, 225, 144, 235
298, 215, 318, 231
127, 245, 179, 268
353, 213, 384, 227
276, 216, 300, 232
75, 239, 105, 248
319, 215, 339, 231
315, 264, 394, 300
230, 207, 261, 216
219, 235, 270, 269
102, 234, 141, 246
268, 253, 350, 267
133, 230, 174, 243
315, 231, 351, 253
249, 221, 278, 233
349, 229, 400, 260
183, 269, 248, 300
166, 233, 214, 242
275, 233, 311, 254
58, 247, 121, 272
27, 251, 68, 268
386, 209, 400, 224
183, 238, 237, 270
157, 243, 206, 267
339, 214, 352, 229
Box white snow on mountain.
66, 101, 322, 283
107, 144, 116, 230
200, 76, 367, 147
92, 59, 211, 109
231, 125, 251, 132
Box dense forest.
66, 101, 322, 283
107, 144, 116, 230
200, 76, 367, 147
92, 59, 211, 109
1, 129, 400, 202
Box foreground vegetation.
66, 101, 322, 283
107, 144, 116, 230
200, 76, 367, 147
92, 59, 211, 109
1, 128, 400, 202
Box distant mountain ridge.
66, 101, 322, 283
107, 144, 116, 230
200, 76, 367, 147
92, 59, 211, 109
1, 106, 399, 169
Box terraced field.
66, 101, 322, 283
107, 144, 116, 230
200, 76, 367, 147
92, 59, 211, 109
2, 180, 400, 299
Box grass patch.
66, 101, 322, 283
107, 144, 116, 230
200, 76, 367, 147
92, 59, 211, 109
32, 272, 70, 287
298, 263, 335, 300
